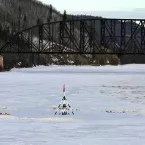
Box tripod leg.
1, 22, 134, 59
55, 108, 59, 115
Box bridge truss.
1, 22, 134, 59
1, 18, 145, 55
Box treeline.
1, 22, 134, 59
0, 0, 66, 48
67, 14, 102, 20
0, 0, 62, 30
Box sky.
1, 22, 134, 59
39, 0, 145, 18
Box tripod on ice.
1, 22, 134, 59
55, 85, 74, 115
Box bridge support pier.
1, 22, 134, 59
0, 55, 3, 72
91, 54, 95, 63
37, 54, 40, 65
29, 54, 35, 67
74, 54, 79, 65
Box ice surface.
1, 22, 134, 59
0, 64, 145, 145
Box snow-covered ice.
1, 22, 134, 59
0, 64, 145, 145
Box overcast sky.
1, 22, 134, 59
39, 0, 145, 18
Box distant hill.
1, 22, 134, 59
67, 14, 139, 39
0, 0, 63, 48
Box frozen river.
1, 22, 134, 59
0, 65, 145, 145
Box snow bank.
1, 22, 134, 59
10, 64, 145, 73
0, 115, 83, 122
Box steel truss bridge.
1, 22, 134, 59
1, 18, 145, 55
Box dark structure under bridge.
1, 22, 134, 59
1, 18, 145, 55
